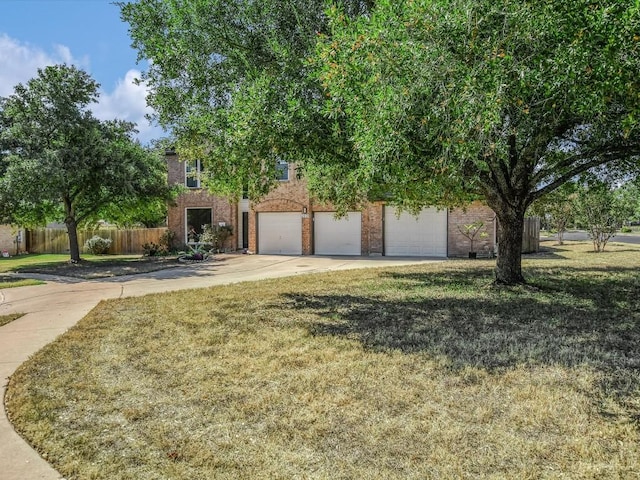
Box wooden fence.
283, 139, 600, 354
522, 217, 540, 253
27, 228, 167, 255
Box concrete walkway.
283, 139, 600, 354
0, 254, 441, 479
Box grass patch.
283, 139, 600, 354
0, 254, 73, 273
0, 274, 44, 289
1, 253, 182, 279
6, 242, 640, 478
0, 312, 24, 327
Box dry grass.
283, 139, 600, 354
6, 241, 640, 479
0, 312, 24, 327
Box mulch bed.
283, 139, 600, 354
16, 256, 187, 279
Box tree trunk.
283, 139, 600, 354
65, 217, 81, 263
63, 195, 81, 263
494, 207, 526, 285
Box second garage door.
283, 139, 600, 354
314, 212, 362, 255
258, 212, 302, 255
385, 207, 447, 256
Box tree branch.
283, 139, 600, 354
532, 145, 640, 201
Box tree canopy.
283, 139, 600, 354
122, 0, 640, 284
315, 0, 640, 282
0, 64, 172, 262
120, 0, 373, 200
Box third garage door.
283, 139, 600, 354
314, 212, 361, 255
385, 207, 447, 256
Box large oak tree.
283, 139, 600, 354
122, 0, 640, 284
0, 65, 171, 262
316, 0, 640, 283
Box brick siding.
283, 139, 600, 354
447, 202, 496, 257
167, 152, 499, 256
166, 153, 236, 247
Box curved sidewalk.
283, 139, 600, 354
0, 254, 441, 479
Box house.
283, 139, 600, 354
166, 151, 498, 257
0, 225, 26, 256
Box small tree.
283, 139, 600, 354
0, 65, 172, 262
575, 183, 628, 252
457, 221, 488, 258
529, 183, 578, 245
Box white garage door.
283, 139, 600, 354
258, 212, 302, 255
385, 207, 447, 256
314, 212, 362, 255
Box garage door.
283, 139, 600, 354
258, 212, 302, 255
385, 207, 447, 256
314, 212, 362, 255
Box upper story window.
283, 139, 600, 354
275, 159, 289, 181
186, 159, 204, 188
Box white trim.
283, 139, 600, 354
237, 199, 250, 249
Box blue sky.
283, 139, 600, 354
0, 0, 163, 143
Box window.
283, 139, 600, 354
186, 159, 204, 188
275, 159, 289, 181
186, 208, 212, 243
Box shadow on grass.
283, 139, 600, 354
522, 247, 568, 259
284, 264, 640, 418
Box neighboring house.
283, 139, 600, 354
0, 225, 26, 256
166, 151, 503, 257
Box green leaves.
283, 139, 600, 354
120, 0, 374, 203
314, 0, 640, 282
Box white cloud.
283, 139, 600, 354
53, 43, 88, 67
0, 34, 66, 96
0, 34, 163, 144
92, 69, 165, 144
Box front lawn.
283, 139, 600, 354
6, 242, 640, 479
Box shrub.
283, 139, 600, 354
159, 229, 176, 251
85, 236, 112, 255
199, 225, 233, 252
142, 242, 169, 257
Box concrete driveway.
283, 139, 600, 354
0, 254, 442, 480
